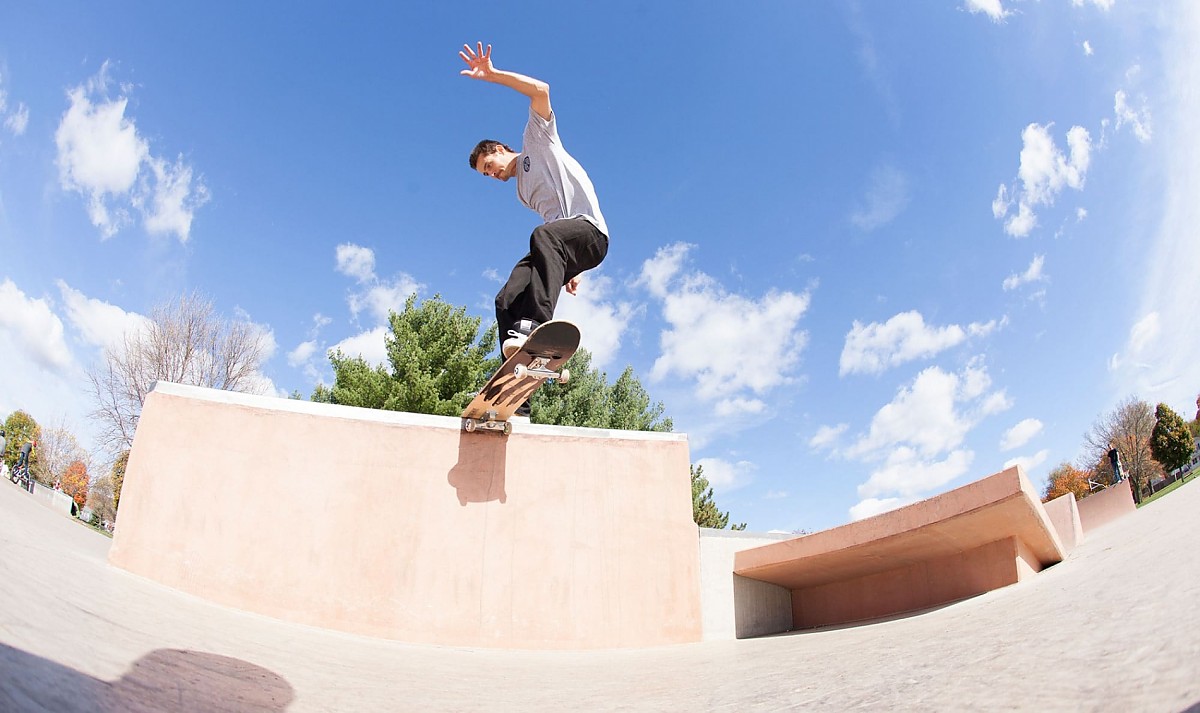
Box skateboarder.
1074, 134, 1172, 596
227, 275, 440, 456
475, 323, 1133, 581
459, 42, 609, 390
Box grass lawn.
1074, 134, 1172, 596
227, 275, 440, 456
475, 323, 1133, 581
1139, 472, 1195, 508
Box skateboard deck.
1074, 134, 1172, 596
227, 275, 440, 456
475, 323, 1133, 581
461, 320, 580, 434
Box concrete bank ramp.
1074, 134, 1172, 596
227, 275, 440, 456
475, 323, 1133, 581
109, 382, 702, 649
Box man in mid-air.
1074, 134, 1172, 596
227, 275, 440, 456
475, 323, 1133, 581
460, 42, 609, 417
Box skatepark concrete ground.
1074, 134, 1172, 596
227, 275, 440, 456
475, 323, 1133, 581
1, 475, 1197, 712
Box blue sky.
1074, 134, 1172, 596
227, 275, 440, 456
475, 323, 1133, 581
1, 1, 1196, 533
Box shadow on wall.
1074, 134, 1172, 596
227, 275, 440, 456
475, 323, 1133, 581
448, 432, 508, 505
0, 643, 294, 712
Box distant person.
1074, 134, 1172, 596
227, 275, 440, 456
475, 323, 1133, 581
460, 42, 609, 417
16, 438, 34, 475
0, 429, 6, 469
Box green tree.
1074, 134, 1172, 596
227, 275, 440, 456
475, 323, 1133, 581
3, 410, 41, 473
321, 294, 499, 415
691, 464, 746, 530
531, 350, 673, 431
1150, 403, 1195, 474
112, 450, 129, 514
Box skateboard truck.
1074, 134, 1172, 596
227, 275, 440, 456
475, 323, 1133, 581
513, 356, 570, 384
462, 410, 512, 435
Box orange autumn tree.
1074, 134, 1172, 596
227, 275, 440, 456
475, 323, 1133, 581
61, 460, 89, 509
1042, 462, 1092, 502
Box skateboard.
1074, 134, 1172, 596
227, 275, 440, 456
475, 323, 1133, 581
461, 320, 580, 434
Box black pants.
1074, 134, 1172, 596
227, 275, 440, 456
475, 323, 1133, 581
495, 218, 608, 346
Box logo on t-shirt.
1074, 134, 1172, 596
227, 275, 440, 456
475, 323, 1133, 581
523, 156, 530, 173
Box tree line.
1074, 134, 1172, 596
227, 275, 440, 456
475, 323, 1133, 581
70, 291, 742, 529
1043, 395, 1199, 504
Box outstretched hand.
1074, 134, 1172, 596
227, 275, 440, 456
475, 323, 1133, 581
565, 276, 581, 296
459, 42, 495, 80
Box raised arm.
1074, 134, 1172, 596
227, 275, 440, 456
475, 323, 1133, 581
459, 42, 552, 121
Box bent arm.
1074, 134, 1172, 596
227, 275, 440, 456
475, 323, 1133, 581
459, 42, 552, 121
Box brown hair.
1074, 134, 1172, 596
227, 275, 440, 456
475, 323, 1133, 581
468, 140, 513, 171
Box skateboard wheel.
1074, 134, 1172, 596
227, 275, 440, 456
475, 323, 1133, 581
559, 368, 570, 385
463, 418, 476, 433
513, 364, 528, 379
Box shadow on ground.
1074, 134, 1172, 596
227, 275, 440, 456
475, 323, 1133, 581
0, 642, 294, 712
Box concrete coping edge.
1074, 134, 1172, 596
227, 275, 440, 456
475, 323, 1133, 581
148, 381, 689, 444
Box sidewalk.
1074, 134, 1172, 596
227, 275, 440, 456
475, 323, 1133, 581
1, 475, 1197, 712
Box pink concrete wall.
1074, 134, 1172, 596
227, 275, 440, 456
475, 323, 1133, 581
736, 466, 1065, 630
1077, 479, 1136, 534
1042, 493, 1084, 554
791, 536, 1040, 628
109, 382, 702, 650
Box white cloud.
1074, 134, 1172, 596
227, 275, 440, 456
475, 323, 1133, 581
0, 279, 73, 373
850, 164, 910, 231
1114, 90, 1152, 143
288, 340, 319, 368
1002, 254, 1047, 291
636, 242, 691, 299
964, 0, 1011, 22
330, 327, 389, 367
335, 243, 422, 324
1000, 418, 1043, 451
809, 423, 849, 450
287, 314, 335, 383
858, 447, 975, 499
1019, 123, 1091, 206
1108, 311, 1160, 373
843, 359, 1010, 514
996, 123, 1092, 238
55, 280, 149, 352
138, 155, 211, 241
4, 102, 28, 136
839, 310, 998, 375
846, 363, 996, 459
349, 278, 422, 324
0, 280, 101, 454
1003, 449, 1050, 475
54, 62, 207, 242
1071, 0, 1114, 10
694, 457, 757, 493
1110, 2, 1200, 408
639, 242, 810, 402
336, 243, 377, 283
849, 496, 915, 521
714, 398, 766, 418
1082, 40, 1095, 56
550, 271, 636, 370
0, 72, 29, 136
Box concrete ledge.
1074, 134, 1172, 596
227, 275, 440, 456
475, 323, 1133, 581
1042, 492, 1085, 554
1077, 479, 1136, 534
110, 382, 701, 650
5, 477, 78, 518
734, 466, 1065, 630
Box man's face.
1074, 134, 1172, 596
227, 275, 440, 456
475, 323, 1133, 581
475, 149, 516, 182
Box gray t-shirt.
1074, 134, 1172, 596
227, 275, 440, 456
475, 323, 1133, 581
517, 108, 608, 237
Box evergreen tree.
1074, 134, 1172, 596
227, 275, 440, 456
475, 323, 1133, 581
531, 350, 672, 432
691, 464, 746, 530
1150, 403, 1195, 474
320, 294, 499, 415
